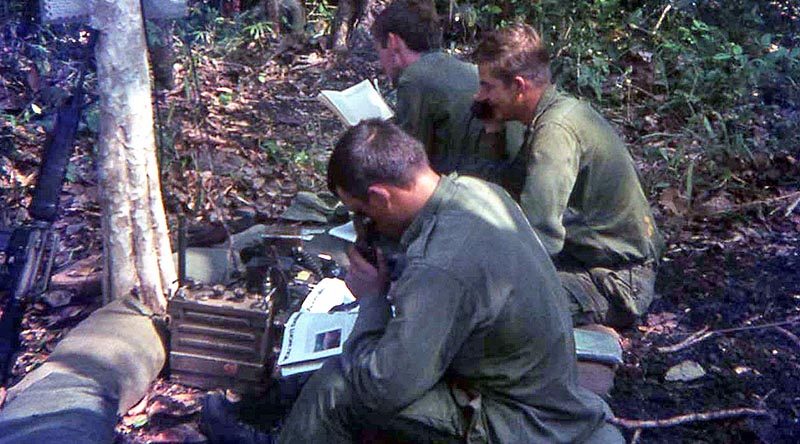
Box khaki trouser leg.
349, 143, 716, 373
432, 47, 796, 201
559, 263, 657, 328
278, 359, 466, 444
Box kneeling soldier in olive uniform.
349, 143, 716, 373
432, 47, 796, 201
473, 24, 665, 328
286, 120, 620, 443
204, 120, 623, 443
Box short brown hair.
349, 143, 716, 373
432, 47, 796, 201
473, 23, 551, 86
371, 0, 442, 52
328, 119, 429, 199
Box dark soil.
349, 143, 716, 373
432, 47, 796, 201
611, 210, 800, 443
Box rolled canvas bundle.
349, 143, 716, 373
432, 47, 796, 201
0, 298, 165, 444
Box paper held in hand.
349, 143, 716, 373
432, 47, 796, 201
317, 79, 394, 127
277, 278, 359, 377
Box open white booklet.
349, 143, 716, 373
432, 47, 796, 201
317, 79, 394, 127
277, 278, 359, 376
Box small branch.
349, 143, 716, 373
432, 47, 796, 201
656, 326, 712, 353
653, 4, 672, 34
611, 408, 769, 429
785, 195, 800, 217
774, 326, 800, 350
712, 317, 800, 335
627, 4, 672, 38
554, 24, 573, 59
658, 318, 800, 353
629, 83, 660, 100
630, 428, 642, 444
703, 191, 800, 218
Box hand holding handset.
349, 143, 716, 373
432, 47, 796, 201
352, 213, 379, 267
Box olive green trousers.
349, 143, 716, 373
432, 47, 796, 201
560, 262, 658, 328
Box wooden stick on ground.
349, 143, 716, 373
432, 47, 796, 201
657, 318, 800, 353
784, 194, 800, 217
704, 191, 800, 218
656, 326, 712, 353
774, 326, 800, 349
611, 408, 769, 429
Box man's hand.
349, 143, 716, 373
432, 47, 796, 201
345, 246, 389, 300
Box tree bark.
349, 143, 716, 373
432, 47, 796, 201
91, 0, 176, 313
264, 0, 282, 35
147, 20, 176, 92
330, 0, 375, 53
330, 0, 355, 53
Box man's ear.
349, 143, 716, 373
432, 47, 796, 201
366, 184, 392, 211
387, 33, 407, 52
512, 75, 529, 98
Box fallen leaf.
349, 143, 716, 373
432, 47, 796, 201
65, 223, 85, 236
665, 360, 706, 382
122, 413, 149, 428
659, 188, 688, 216
172, 392, 202, 405
143, 424, 207, 443
41, 290, 73, 308
43, 305, 84, 326
734, 366, 761, 376
147, 398, 171, 417
147, 394, 202, 418
646, 312, 678, 327
127, 395, 150, 416
697, 193, 734, 215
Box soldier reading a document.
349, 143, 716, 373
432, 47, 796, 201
370, 0, 489, 174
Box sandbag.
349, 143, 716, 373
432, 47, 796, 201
0, 297, 165, 443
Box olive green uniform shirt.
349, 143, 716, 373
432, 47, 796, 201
395, 52, 485, 173
341, 174, 610, 443
506, 86, 664, 268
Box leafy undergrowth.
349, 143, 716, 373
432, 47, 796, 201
1, 2, 800, 443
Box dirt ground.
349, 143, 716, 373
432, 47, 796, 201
612, 210, 800, 443
2, 15, 800, 444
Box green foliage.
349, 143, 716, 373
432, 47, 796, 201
243, 20, 273, 43
178, 3, 274, 53
293, 149, 311, 165
306, 0, 336, 39
441, 0, 799, 188
260, 139, 283, 159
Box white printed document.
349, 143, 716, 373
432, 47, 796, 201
277, 278, 359, 376
317, 79, 394, 127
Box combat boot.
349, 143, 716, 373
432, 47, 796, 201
200, 393, 276, 444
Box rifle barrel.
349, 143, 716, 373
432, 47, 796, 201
29, 90, 83, 223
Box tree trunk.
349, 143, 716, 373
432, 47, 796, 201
264, 0, 282, 35
330, 0, 375, 53
330, 0, 355, 53
147, 20, 176, 92
91, 0, 176, 313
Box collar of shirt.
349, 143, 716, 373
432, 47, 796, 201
522, 84, 559, 143
398, 50, 447, 81
398, 173, 457, 250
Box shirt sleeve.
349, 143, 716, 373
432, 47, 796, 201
340, 264, 474, 414
519, 122, 581, 256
